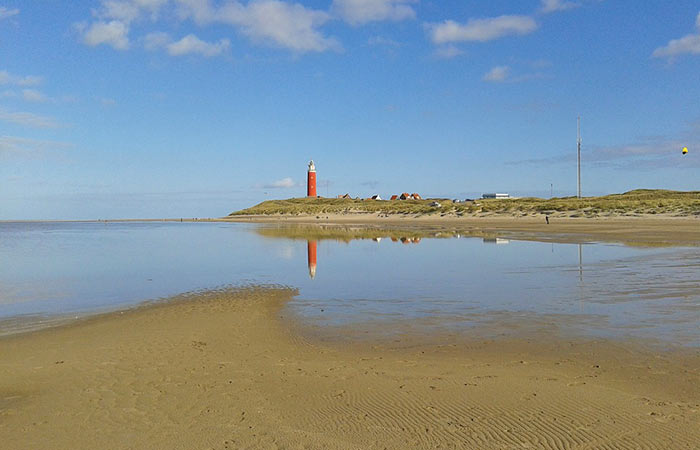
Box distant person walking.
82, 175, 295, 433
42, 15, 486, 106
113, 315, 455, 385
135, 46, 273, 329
545, 215, 549, 224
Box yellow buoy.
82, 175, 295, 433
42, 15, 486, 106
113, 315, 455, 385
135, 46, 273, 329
682, 147, 688, 155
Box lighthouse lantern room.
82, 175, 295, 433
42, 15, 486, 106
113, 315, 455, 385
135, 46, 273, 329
307, 160, 317, 197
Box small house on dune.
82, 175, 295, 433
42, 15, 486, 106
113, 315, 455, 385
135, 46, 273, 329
397, 193, 421, 200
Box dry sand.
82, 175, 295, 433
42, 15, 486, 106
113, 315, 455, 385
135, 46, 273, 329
2, 287, 698, 449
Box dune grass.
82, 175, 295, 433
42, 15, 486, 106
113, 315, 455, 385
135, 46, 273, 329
229, 189, 700, 218
253, 224, 490, 242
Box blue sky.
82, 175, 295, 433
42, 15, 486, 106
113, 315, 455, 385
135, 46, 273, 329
1, 0, 699, 220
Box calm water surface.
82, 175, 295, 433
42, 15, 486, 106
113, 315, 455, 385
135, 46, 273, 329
1, 221, 698, 345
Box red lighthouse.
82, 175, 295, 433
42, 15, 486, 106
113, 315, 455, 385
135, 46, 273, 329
307, 160, 317, 197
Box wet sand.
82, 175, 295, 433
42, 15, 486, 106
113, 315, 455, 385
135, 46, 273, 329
224, 215, 700, 247
2, 287, 698, 449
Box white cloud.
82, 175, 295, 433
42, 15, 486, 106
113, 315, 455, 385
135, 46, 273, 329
0, 70, 42, 86
216, 1, 339, 52
428, 15, 538, 44
99, 1, 143, 23
174, 0, 215, 23
483, 65, 510, 82
143, 31, 230, 57
80, 20, 130, 49
262, 177, 298, 189
652, 12, 700, 59
99, 0, 169, 23
0, 108, 60, 128
332, 0, 416, 26
174, 0, 339, 53
0, 6, 19, 20
78, 0, 170, 50
540, 0, 579, 14
434, 45, 464, 59
167, 34, 230, 56
21, 89, 48, 103
79, 0, 340, 54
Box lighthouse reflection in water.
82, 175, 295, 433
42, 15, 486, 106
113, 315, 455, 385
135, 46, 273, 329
307, 240, 317, 279
302, 230, 518, 281
305, 234, 430, 280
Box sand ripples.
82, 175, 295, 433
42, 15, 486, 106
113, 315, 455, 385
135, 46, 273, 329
1, 287, 698, 449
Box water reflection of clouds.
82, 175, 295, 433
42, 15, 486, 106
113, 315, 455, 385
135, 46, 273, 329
277, 225, 699, 346
276, 244, 295, 260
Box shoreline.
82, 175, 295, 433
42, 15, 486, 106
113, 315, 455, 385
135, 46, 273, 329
223, 214, 700, 247
2, 287, 698, 449
5, 215, 699, 244
6, 215, 700, 246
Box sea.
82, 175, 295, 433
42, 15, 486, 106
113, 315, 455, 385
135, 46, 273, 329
1, 221, 698, 346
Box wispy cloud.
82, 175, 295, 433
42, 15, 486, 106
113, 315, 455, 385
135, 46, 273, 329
332, 0, 416, 26
97, 96, 117, 107
0, 70, 42, 87
652, 12, 700, 60
482, 64, 550, 83
0, 6, 19, 20
21, 89, 48, 103
0, 135, 71, 159
428, 15, 538, 44
434, 45, 464, 59
483, 65, 510, 82
144, 31, 171, 50
367, 35, 401, 47
260, 177, 299, 189
0, 108, 61, 128
540, 0, 580, 14
360, 180, 380, 189
506, 129, 700, 170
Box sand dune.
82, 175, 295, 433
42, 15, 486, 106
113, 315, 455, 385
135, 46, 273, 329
1, 287, 698, 449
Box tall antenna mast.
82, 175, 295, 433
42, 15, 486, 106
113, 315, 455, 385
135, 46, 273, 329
577, 116, 582, 199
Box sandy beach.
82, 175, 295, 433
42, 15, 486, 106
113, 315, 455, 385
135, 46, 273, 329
2, 286, 698, 449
